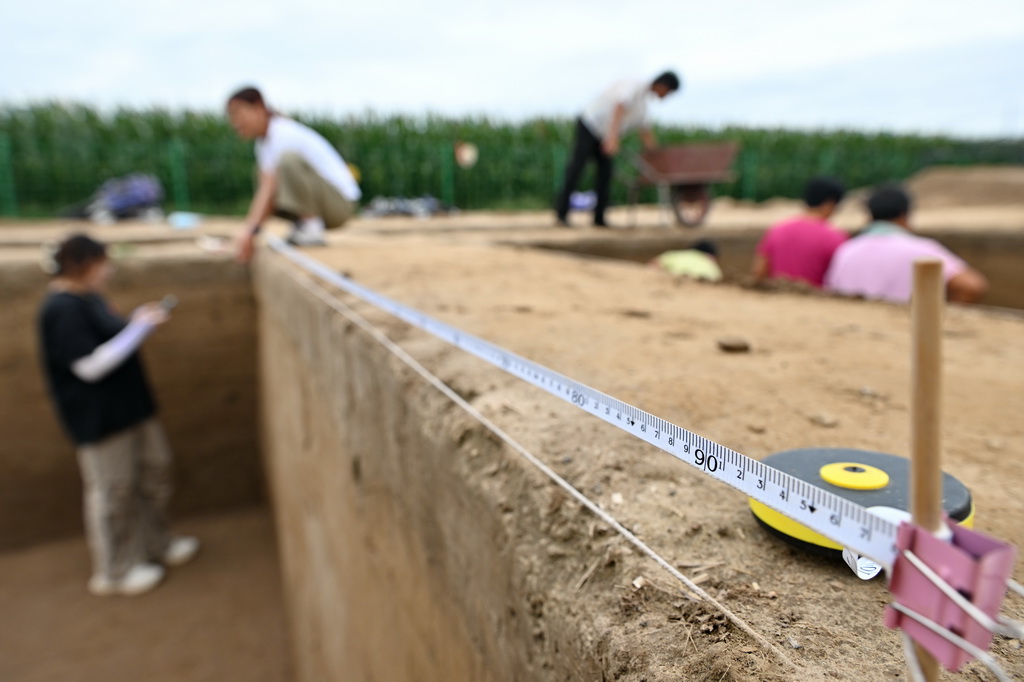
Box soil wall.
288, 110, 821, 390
256, 254, 622, 682
0, 254, 262, 551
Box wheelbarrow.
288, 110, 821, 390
627, 142, 740, 227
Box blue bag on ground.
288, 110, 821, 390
92, 174, 164, 219
61, 173, 165, 222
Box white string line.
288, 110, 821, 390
265, 236, 899, 568
903, 549, 1024, 640
889, 603, 1011, 682
266, 241, 1022, 676
272, 257, 798, 671
1002, 581, 1024, 640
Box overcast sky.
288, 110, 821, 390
2, 0, 1023, 138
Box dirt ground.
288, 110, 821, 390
0, 507, 290, 682
1, 166, 1022, 681
907, 166, 1024, 208
283, 218, 1022, 681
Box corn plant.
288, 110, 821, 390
1, 103, 1021, 217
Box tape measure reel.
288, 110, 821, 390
749, 448, 974, 557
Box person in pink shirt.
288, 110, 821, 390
824, 185, 988, 304
753, 177, 848, 288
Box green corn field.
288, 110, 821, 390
0, 103, 1022, 218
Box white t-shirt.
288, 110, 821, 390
255, 116, 362, 201
580, 79, 652, 140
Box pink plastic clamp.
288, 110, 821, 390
884, 518, 1017, 671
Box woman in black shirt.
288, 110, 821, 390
39, 234, 198, 596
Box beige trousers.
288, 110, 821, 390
276, 152, 355, 228
76, 418, 173, 581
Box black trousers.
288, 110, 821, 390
554, 118, 613, 224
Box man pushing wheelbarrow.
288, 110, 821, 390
554, 71, 681, 229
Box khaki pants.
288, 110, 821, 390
76, 418, 173, 581
276, 152, 355, 228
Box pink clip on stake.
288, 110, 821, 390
885, 519, 1017, 672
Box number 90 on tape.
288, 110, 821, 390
517, 371, 899, 570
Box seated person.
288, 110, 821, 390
650, 239, 722, 282
753, 177, 848, 288
228, 86, 362, 262
824, 185, 988, 304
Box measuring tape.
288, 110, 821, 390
267, 236, 901, 570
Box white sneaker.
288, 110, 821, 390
89, 563, 165, 596
163, 536, 200, 567
286, 229, 327, 247
286, 217, 327, 247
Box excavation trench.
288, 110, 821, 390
2, 221, 1022, 681
521, 228, 1024, 310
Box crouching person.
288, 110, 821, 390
227, 86, 362, 262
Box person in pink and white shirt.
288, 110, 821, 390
753, 177, 848, 288
824, 185, 988, 304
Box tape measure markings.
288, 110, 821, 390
268, 237, 900, 569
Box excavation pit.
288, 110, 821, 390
1, 208, 1022, 680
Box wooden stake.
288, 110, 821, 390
910, 259, 945, 681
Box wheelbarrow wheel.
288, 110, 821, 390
671, 184, 711, 227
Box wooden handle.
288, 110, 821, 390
910, 259, 945, 681
911, 260, 944, 533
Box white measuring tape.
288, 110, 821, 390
267, 236, 901, 570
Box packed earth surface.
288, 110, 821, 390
1, 165, 1022, 681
